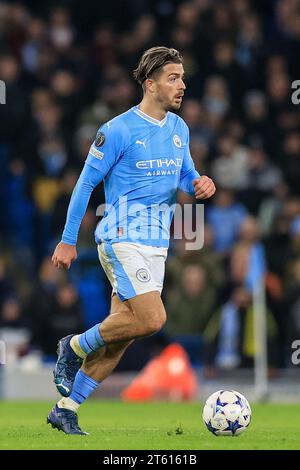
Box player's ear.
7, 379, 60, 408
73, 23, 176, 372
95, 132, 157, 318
145, 78, 156, 94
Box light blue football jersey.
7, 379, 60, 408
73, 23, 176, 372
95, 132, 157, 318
85, 105, 200, 247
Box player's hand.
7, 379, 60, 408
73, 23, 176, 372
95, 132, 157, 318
51, 242, 77, 270
193, 176, 216, 199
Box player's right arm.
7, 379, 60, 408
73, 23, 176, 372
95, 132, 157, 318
52, 121, 128, 270
52, 163, 104, 269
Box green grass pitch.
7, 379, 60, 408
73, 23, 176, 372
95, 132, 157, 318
0, 400, 300, 450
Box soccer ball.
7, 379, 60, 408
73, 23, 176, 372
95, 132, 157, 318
202, 390, 251, 436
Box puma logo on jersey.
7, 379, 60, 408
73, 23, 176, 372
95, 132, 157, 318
136, 139, 146, 148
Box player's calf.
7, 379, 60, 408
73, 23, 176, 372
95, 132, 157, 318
81, 340, 134, 382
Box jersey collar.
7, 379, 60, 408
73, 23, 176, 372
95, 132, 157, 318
133, 106, 168, 127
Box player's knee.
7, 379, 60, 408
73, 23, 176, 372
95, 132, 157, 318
142, 309, 166, 335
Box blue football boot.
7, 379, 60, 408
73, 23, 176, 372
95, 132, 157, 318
53, 334, 83, 397
47, 404, 88, 435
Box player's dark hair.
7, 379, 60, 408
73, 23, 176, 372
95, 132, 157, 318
133, 46, 183, 86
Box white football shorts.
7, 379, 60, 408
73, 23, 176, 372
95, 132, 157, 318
98, 242, 168, 301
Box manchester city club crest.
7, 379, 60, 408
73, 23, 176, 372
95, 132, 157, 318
136, 268, 151, 282
95, 130, 106, 147
173, 134, 182, 147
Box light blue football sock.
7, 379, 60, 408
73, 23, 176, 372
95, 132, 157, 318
78, 323, 105, 355
69, 370, 99, 405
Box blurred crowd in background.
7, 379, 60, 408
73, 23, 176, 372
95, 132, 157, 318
1, 0, 300, 375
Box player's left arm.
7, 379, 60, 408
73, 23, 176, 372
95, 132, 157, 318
178, 124, 216, 199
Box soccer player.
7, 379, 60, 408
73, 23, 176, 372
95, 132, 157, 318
47, 46, 216, 434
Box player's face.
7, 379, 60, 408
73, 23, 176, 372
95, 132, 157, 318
153, 63, 186, 111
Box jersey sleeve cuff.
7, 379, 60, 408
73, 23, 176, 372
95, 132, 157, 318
61, 237, 77, 246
